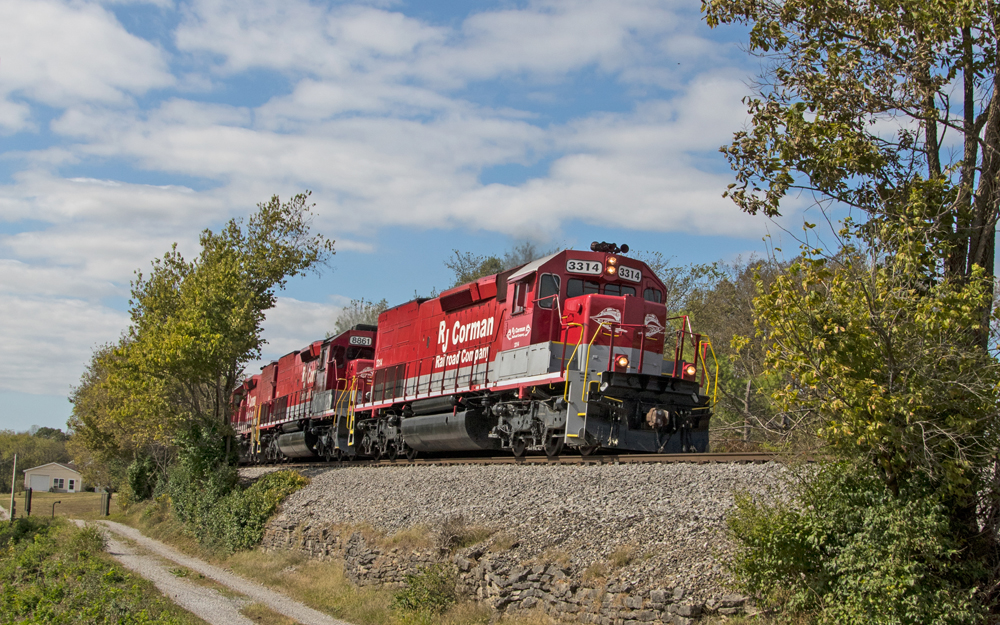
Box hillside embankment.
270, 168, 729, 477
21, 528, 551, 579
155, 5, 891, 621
244, 461, 793, 624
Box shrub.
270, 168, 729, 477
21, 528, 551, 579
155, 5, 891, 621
726, 462, 985, 624
125, 454, 161, 504
391, 564, 457, 615
207, 470, 309, 553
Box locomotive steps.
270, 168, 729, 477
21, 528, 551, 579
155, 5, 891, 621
250, 459, 792, 623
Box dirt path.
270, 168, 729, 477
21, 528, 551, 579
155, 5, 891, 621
103, 530, 255, 624
93, 521, 354, 625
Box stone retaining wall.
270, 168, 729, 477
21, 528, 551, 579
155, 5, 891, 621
262, 522, 748, 624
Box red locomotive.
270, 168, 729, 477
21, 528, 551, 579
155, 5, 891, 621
232, 243, 712, 462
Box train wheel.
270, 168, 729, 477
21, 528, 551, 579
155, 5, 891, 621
404, 444, 417, 461
386, 441, 398, 461
511, 437, 527, 458
579, 444, 600, 457
544, 436, 564, 459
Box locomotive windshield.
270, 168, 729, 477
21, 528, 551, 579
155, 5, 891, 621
538, 274, 560, 308
346, 346, 373, 360
566, 277, 658, 301
603, 284, 636, 297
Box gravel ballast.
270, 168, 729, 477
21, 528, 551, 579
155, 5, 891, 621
254, 461, 792, 602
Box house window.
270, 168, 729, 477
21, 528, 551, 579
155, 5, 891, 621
69, 479, 75, 492
53, 478, 64, 490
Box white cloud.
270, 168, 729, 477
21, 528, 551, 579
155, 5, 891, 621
0, 296, 129, 396
0, 0, 767, 412
0, 170, 222, 226
175, 0, 709, 89
0, 0, 173, 112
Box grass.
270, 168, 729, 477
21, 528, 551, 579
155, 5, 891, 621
608, 545, 637, 568
0, 490, 121, 520
241, 602, 300, 625
0, 516, 207, 625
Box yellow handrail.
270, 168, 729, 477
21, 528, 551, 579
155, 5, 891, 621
561, 323, 584, 402
579, 322, 611, 402
252, 405, 262, 453
698, 338, 720, 408
345, 377, 359, 446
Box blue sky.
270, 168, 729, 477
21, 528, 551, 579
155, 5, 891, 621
0, 0, 800, 432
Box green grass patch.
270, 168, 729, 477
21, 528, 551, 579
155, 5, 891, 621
0, 517, 205, 625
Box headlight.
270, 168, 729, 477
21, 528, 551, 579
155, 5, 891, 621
606, 265, 617, 275
684, 364, 696, 376
608, 256, 618, 265
616, 355, 629, 368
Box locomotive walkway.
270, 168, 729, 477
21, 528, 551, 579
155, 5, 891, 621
86, 520, 354, 625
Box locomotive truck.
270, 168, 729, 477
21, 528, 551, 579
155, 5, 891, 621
232, 243, 713, 462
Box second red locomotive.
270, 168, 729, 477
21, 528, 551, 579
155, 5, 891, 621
232, 243, 712, 462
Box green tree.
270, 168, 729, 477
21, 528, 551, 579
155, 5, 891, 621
0, 430, 70, 494
331, 298, 388, 335
702, 0, 1000, 615
703, 0, 1000, 314
727, 215, 1000, 617
684, 258, 794, 448
69, 193, 333, 493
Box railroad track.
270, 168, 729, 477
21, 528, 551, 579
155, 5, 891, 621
247, 452, 781, 471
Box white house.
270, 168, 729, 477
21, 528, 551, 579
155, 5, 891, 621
22, 462, 84, 493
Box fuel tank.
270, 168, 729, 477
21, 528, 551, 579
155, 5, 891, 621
400, 409, 499, 452
276, 430, 319, 458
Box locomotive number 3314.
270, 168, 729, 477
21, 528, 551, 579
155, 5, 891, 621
566, 259, 602, 275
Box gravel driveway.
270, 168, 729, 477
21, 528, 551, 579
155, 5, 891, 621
92, 521, 354, 625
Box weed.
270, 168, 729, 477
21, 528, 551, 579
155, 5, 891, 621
385, 524, 436, 551
241, 602, 300, 624
608, 545, 637, 569
488, 532, 520, 553
533, 546, 570, 568
392, 564, 458, 615
581, 561, 608, 584
437, 515, 493, 552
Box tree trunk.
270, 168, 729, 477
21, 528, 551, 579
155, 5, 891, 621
743, 378, 752, 443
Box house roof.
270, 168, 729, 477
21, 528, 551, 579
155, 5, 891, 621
22, 462, 81, 475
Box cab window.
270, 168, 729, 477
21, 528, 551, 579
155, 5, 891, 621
537, 274, 560, 309
512, 280, 530, 314
643, 288, 663, 303
621, 285, 636, 297
567, 278, 600, 298
605, 284, 621, 296
331, 346, 346, 368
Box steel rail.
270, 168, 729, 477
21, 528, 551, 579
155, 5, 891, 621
250, 452, 786, 471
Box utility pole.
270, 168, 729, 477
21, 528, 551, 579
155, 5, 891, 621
9, 453, 16, 522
